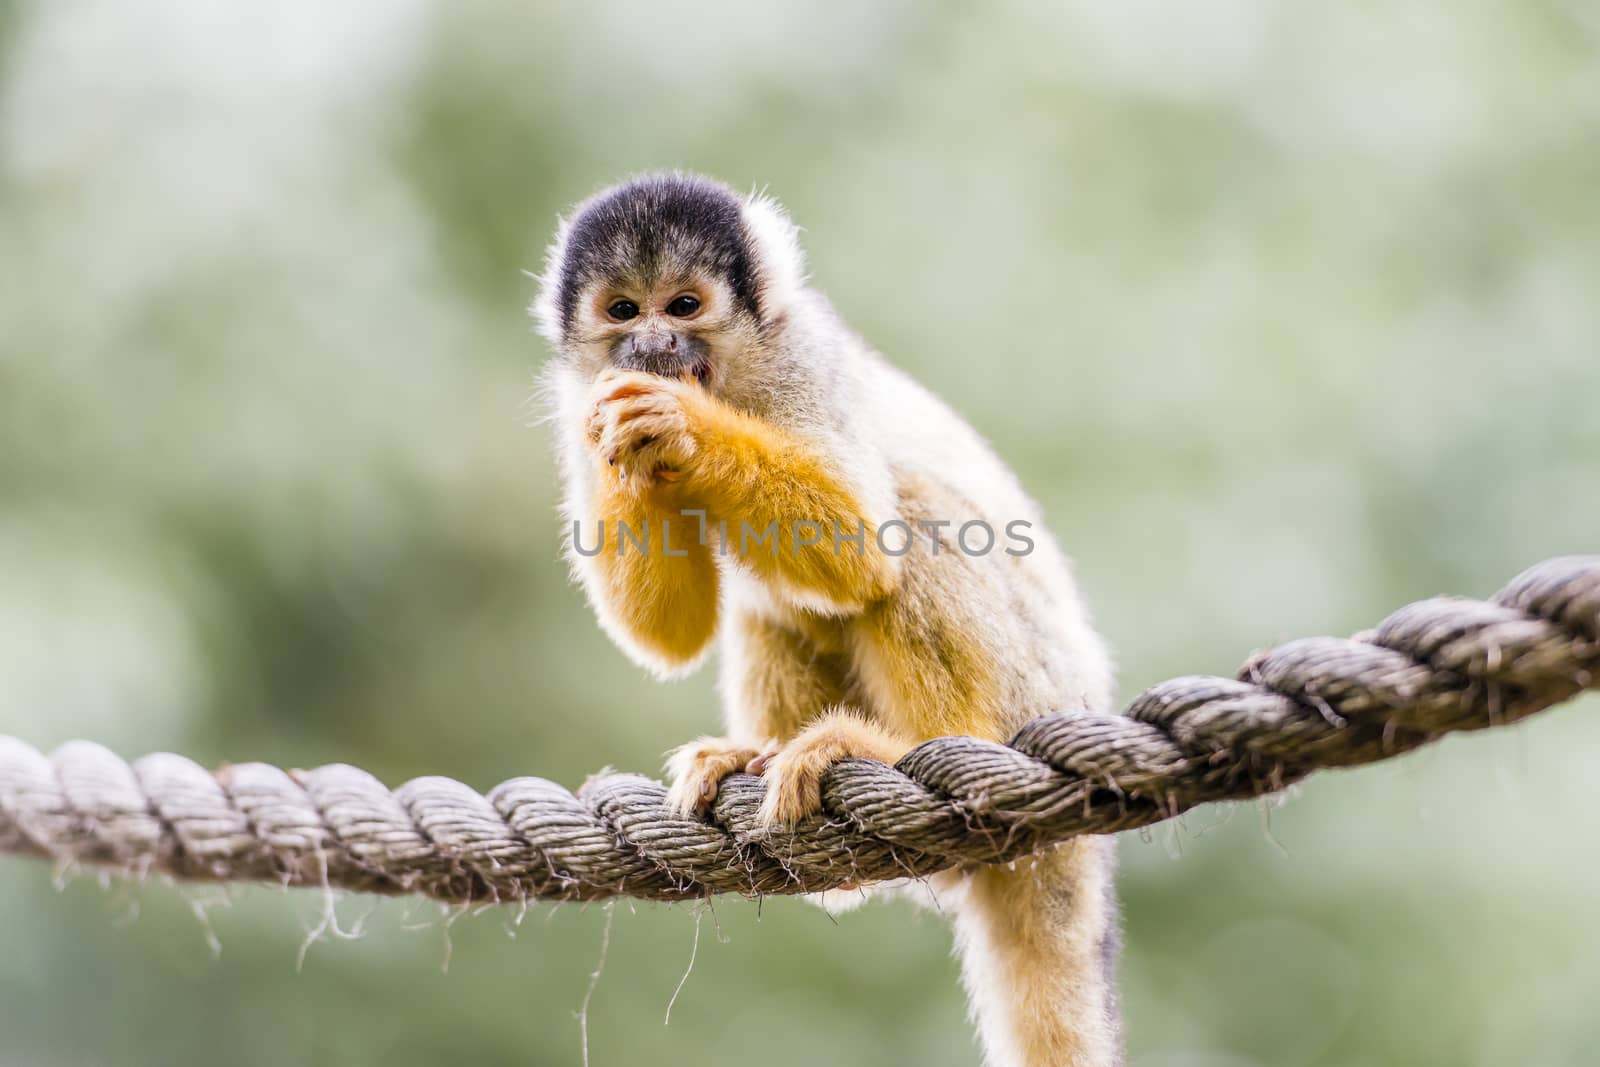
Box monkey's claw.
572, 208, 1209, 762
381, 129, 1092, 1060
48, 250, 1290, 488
665, 737, 766, 818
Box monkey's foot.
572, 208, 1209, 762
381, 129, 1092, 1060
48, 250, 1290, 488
585, 369, 700, 491
664, 736, 767, 818
751, 711, 913, 830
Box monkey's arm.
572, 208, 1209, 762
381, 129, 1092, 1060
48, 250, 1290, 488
591, 371, 899, 613
688, 415, 899, 610
566, 462, 722, 676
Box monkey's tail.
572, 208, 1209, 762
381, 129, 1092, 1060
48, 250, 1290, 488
951, 837, 1123, 1067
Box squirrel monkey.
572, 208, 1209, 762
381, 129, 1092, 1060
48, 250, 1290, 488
534, 174, 1120, 1067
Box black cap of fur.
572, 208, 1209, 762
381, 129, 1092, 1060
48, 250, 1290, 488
554, 174, 761, 334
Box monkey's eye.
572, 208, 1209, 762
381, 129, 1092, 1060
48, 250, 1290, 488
607, 299, 639, 322
666, 295, 701, 318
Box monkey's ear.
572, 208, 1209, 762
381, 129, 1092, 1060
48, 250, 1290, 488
529, 214, 573, 350
742, 191, 808, 314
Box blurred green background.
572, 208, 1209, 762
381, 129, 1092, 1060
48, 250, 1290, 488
2, 2, 1598, 1065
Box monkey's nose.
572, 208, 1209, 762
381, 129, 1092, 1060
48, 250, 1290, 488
620, 331, 686, 374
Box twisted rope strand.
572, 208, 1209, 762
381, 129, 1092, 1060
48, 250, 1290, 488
2, 556, 1596, 904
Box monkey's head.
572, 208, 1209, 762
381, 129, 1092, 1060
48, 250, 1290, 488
533, 173, 807, 400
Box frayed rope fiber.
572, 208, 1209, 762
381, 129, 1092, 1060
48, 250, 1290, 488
2, 557, 1597, 904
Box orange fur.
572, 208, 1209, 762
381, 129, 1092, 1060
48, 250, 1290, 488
855, 582, 1006, 744
681, 398, 899, 611
586, 463, 721, 671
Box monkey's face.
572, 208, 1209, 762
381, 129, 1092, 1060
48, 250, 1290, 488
561, 269, 762, 394
536, 174, 801, 406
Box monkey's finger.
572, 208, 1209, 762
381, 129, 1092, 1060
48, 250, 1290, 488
746, 751, 777, 776
599, 376, 665, 403
591, 367, 643, 391
614, 392, 684, 423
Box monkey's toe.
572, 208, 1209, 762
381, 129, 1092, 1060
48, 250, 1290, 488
664, 737, 766, 819
754, 749, 831, 829
752, 714, 914, 831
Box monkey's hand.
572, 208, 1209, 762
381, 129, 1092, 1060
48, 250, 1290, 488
586, 366, 898, 611
664, 736, 769, 818
585, 369, 701, 491
748, 710, 913, 830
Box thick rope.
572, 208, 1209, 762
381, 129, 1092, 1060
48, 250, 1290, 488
2, 557, 1596, 904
